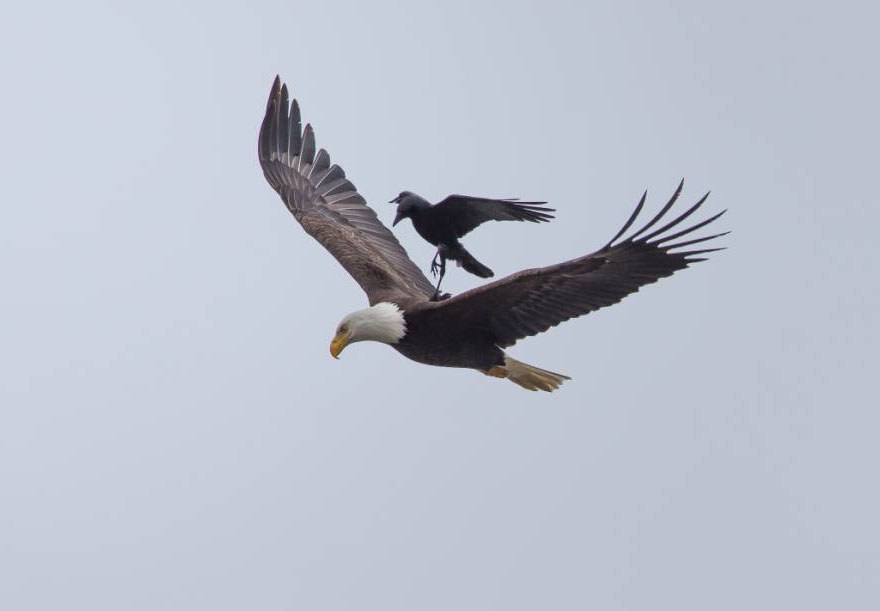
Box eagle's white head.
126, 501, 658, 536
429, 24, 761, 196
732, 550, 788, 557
329, 302, 407, 359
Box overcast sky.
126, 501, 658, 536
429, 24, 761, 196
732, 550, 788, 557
1, 1, 878, 609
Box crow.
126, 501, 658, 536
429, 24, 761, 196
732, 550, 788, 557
390, 192, 555, 298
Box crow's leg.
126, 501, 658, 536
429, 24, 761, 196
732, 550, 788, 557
430, 244, 450, 278
430, 250, 442, 277
432, 253, 447, 296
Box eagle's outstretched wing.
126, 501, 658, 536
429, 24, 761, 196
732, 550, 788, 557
258, 77, 436, 304
424, 181, 727, 346
432, 195, 555, 238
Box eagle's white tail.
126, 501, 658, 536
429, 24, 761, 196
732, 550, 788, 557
486, 355, 571, 392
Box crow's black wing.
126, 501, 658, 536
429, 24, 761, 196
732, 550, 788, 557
431, 195, 555, 238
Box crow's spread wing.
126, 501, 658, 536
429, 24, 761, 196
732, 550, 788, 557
432, 195, 555, 238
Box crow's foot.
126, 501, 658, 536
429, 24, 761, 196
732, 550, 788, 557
429, 250, 442, 277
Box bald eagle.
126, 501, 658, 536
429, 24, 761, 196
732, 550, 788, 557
258, 77, 726, 392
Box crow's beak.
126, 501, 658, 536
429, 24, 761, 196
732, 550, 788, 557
392, 210, 404, 226
388, 196, 399, 203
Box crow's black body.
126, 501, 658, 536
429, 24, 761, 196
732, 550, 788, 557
390, 191, 555, 296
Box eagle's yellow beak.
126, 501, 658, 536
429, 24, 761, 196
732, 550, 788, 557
329, 330, 351, 359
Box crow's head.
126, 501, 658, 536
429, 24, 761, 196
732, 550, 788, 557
389, 191, 429, 226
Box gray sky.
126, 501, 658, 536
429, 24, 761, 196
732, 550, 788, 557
2, 1, 878, 609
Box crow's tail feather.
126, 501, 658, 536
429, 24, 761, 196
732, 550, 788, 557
456, 247, 493, 278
